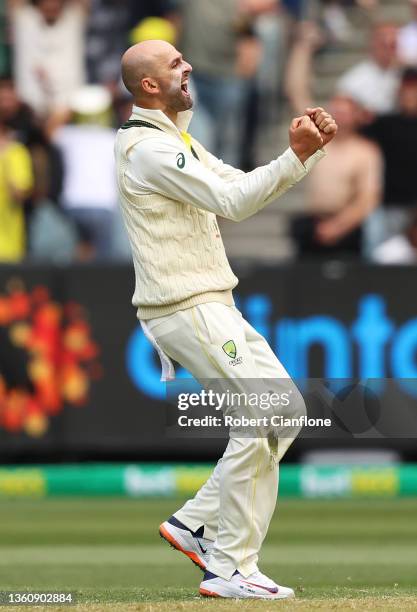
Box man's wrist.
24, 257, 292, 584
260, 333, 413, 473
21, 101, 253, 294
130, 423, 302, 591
290, 146, 320, 165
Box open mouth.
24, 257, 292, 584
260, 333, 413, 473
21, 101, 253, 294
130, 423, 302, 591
181, 80, 190, 95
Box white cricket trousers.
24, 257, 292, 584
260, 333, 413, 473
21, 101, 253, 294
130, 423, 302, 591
145, 302, 305, 580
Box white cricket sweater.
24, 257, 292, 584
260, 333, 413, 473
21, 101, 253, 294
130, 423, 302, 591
115, 106, 325, 319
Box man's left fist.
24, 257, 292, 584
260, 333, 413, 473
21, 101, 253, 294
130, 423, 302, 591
305, 107, 338, 146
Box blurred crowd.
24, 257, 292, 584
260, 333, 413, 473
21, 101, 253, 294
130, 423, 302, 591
0, 0, 417, 264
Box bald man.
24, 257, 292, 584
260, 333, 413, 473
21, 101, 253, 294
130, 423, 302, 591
115, 40, 337, 600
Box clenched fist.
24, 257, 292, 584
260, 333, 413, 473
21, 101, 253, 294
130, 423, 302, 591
289, 107, 338, 164
289, 115, 323, 165
306, 107, 338, 147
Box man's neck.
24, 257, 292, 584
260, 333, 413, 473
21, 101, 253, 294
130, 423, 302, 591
164, 109, 178, 125
134, 99, 178, 125
374, 58, 394, 71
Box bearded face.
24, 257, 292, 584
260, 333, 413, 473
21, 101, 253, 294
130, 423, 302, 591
156, 55, 193, 112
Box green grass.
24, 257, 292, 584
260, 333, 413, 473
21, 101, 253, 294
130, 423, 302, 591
0, 497, 416, 610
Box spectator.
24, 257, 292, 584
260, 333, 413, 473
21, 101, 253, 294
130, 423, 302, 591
292, 95, 383, 258
0, 75, 63, 203
0, 119, 34, 262
51, 84, 123, 262
0, 75, 78, 262
336, 22, 400, 115
398, 0, 417, 66
238, 0, 282, 169
85, 0, 130, 86
373, 209, 417, 264
284, 3, 381, 114
285, 3, 384, 115
178, 0, 263, 166
0, 75, 43, 142
363, 68, 417, 249
9, 0, 89, 124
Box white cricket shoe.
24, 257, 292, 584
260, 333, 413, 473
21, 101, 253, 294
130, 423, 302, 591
199, 569, 295, 599
159, 516, 213, 570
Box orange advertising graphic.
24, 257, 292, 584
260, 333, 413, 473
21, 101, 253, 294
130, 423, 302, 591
0, 279, 102, 437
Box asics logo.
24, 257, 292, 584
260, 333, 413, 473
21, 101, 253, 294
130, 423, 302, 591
176, 152, 185, 169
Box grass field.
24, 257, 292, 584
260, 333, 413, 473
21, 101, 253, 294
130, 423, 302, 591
1, 497, 417, 611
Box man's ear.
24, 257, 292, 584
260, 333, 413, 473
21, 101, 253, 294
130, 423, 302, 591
141, 77, 159, 95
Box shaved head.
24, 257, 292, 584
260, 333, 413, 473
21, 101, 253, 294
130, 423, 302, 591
120, 40, 193, 121
121, 40, 175, 97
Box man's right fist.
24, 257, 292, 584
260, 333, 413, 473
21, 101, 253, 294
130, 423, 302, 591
289, 115, 323, 165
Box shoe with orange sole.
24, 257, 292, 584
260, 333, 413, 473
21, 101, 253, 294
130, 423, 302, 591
159, 516, 213, 571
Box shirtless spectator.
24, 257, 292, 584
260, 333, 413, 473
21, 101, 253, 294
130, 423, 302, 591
337, 22, 400, 116
292, 95, 383, 258
9, 0, 89, 129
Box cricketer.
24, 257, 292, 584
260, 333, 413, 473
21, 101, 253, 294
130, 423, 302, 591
115, 39, 337, 599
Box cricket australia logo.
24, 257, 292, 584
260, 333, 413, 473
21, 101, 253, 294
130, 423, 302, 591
222, 340, 243, 366
222, 340, 236, 358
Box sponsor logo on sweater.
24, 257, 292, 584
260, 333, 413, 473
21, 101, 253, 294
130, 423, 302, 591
176, 152, 185, 169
